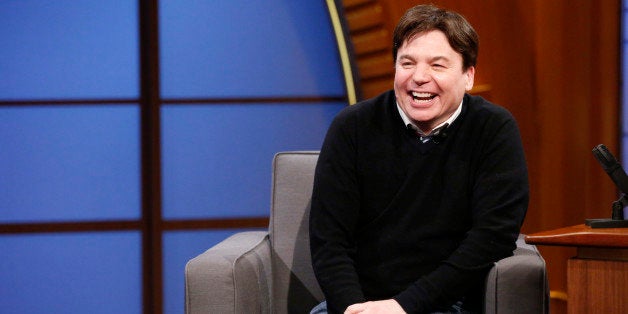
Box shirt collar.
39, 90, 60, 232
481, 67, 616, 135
397, 99, 463, 136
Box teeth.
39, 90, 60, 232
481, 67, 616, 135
411, 92, 436, 102
412, 92, 433, 98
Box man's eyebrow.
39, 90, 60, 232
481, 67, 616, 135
397, 54, 414, 61
397, 54, 452, 62
429, 56, 451, 63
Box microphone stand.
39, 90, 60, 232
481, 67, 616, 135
587, 144, 628, 228
585, 193, 628, 228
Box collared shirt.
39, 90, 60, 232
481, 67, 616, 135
397, 99, 463, 142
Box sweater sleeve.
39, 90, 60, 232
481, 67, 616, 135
310, 108, 366, 314
394, 108, 529, 313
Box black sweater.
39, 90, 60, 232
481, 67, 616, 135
309, 90, 529, 313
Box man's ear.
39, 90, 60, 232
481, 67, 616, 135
464, 66, 475, 91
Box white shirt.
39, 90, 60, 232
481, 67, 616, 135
397, 99, 463, 142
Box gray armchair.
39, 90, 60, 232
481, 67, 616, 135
185, 151, 548, 313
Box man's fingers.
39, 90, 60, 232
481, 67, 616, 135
344, 302, 368, 314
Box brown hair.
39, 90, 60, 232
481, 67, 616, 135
392, 4, 479, 70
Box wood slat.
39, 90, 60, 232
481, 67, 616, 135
344, 3, 385, 33
0, 220, 141, 234
351, 29, 390, 56
568, 259, 628, 313
361, 77, 393, 98
342, 0, 375, 10
356, 52, 393, 79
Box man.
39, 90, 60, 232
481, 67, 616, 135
309, 4, 528, 314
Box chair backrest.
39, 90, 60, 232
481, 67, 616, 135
269, 151, 324, 313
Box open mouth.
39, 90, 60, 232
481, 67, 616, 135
411, 91, 437, 102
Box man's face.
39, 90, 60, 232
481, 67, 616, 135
394, 30, 475, 133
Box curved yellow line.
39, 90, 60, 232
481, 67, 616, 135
326, 0, 357, 105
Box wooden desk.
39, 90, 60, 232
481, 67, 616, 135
525, 224, 628, 314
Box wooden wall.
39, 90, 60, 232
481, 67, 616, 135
341, 0, 621, 312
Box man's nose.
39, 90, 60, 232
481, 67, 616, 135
412, 66, 430, 84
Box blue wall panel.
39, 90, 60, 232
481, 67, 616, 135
0, 1, 348, 313
623, 40, 628, 165
161, 102, 344, 219
159, 0, 344, 98
0, 0, 139, 100
0, 232, 141, 314
620, 6, 628, 169
0, 106, 140, 222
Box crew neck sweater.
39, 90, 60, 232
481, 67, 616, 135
309, 90, 529, 313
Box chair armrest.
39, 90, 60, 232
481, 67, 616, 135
484, 235, 549, 314
185, 231, 272, 314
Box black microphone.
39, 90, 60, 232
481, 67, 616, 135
592, 144, 628, 195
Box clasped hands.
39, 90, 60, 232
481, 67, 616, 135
344, 299, 407, 314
